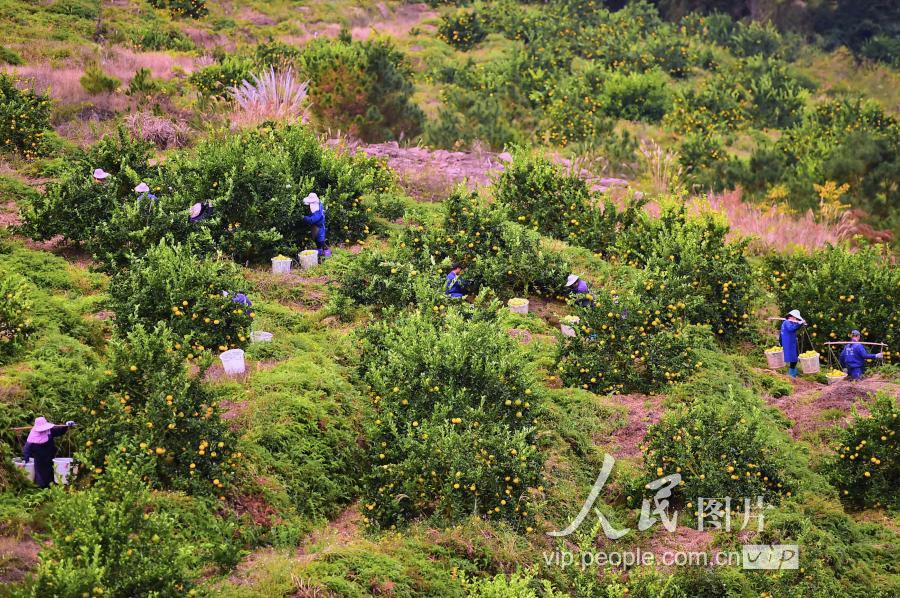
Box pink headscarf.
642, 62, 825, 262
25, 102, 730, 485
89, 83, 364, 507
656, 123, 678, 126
26, 417, 55, 444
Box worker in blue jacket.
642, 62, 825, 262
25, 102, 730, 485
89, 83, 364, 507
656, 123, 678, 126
445, 264, 467, 298
303, 193, 330, 258
839, 330, 883, 380
780, 309, 806, 378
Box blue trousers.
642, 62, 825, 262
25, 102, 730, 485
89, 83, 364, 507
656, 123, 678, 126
848, 367, 864, 380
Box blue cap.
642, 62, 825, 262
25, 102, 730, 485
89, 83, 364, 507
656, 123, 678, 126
850, 330, 861, 337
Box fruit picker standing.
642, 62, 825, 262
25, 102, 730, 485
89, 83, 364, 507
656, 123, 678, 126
565, 274, 595, 308
780, 309, 806, 378
303, 193, 330, 259
445, 263, 468, 298
22, 417, 76, 488
839, 329, 884, 380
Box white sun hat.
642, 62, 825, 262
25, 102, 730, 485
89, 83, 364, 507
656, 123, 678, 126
788, 309, 803, 320
93, 168, 110, 179
134, 182, 150, 193
565, 274, 579, 287
302, 192, 320, 205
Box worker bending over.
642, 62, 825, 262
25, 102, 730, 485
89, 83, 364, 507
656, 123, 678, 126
840, 330, 883, 380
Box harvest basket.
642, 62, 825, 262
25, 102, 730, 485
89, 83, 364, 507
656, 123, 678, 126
508, 298, 529, 315
220, 349, 246, 375
250, 331, 273, 343
299, 249, 319, 270
798, 352, 820, 374
765, 348, 785, 369
271, 256, 292, 274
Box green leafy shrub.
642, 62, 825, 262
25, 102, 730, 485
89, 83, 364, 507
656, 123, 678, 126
163, 125, 392, 261
359, 307, 542, 529
108, 241, 254, 353
79, 324, 238, 494
439, 9, 488, 51
79, 65, 120, 94
750, 99, 900, 220
397, 189, 570, 299
859, 35, 900, 67
764, 244, 898, 350
334, 248, 445, 310
0, 46, 23, 66
556, 284, 715, 394
494, 150, 646, 252
255, 40, 303, 69
20, 127, 154, 244
189, 55, 254, 99
494, 150, 592, 241
126, 67, 164, 96
613, 205, 756, 339
149, 0, 208, 19
638, 385, 801, 509
598, 69, 670, 123
299, 36, 424, 141
0, 271, 34, 359
33, 455, 194, 596
0, 73, 51, 159
829, 394, 899, 509
132, 25, 196, 51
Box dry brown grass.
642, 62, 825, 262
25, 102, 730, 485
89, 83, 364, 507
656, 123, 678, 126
125, 112, 192, 149
697, 189, 847, 252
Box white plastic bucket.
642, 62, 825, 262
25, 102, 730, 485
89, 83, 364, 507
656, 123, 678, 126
560, 317, 580, 337
219, 349, 246, 375
53, 457, 75, 485
299, 250, 319, 270
271, 258, 292, 274
508, 299, 529, 315
12, 458, 35, 482
799, 354, 820, 374
765, 351, 785, 369
250, 331, 273, 343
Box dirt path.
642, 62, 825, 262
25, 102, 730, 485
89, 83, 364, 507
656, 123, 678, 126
764, 375, 900, 439
596, 393, 665, 459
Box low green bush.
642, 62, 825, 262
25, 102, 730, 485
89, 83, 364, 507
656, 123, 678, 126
494, 150, 646, 252
189, 55, 254, 99
396, 189, 570, 299
241, 353, 365, 521
33, 455, 195, 596
149, 0, 208, 19
0, 46, 23, 66
0, 271, 34, 360
439, 9, 488, 51
359, 307, 542, 529
299, 35, 424, 141
79, 65, 120, 94
598, 69, 670, 123
612, 205, 756, 339
108, 241, 254, 353
638, 385, 802, 509
0, 73, 51, 160
556, 284, 715, 394
765, 244, 898, 350
79, 324, 238, 495
132, 26, 196, 51
20, 127, 154, 245
829, 393, 899, 510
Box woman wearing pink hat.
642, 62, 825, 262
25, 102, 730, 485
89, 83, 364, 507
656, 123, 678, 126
22, 417, 75, 488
